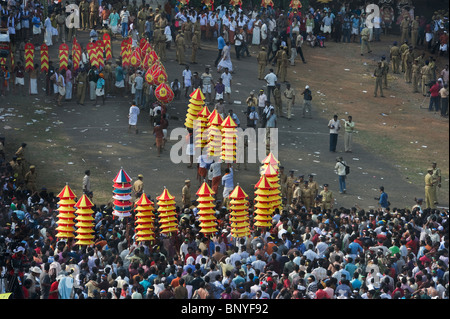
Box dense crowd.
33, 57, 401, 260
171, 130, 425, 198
0, 139, 449, 299
0, 0, 448, 300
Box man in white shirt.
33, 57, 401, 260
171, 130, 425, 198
328, 114, 341, 152
335, 156, 347, 194
264, 68, 277, 102
221, 68, 232, 104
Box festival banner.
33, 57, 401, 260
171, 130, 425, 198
25, 43, 35, 71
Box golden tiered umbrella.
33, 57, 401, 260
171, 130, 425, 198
194, 105, 211, 150
74, 194, 95, 246
261, 163, 283, 212
134, 193, 155, 242
55, 184, 77, 240
196, 182, 218, 235
229, 185, 250, 238
156, 188, 178, 236
206, 108, 223, 158
221, 115, 238, 163
112, 168, 133, 220
184, 88, 206, 129
253, 175, 278, 229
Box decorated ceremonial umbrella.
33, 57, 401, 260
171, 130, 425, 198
74, 194, 95, 246
206, 108, 223, 158
103, 33, 112, 61
253, 175, 278, 229
221, 115, 238, 163
134, 193, 156, 243
112, 169, 133, 220
261, 163, 283, 212
55, 184, 77, 240
229, 184, 250, 238
196, 182, 218, 235
154, 82, 174, 104
156, 188, 178, 236
194, 105, 211, 150
184, 88, 206, 129
289, 0, 302, 10
261, 0, 274, 8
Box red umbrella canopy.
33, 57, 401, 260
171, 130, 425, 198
152, 66, 168, 85
145, 67, 155, 85
155, 83, 174, 104
130, 50, 141, 68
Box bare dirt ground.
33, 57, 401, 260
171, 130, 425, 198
1, 29, 448, 210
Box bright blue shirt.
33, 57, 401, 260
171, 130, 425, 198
221, 168, 234, 189
379, 192, 389, 208
348, 241, 363, 255
345, 262, 358, 278
217, 36, 225, 50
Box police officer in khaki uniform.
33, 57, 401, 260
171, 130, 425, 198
390, 41, 400, 74
308, 174, 319, 199
286, 170, 295, 206
24, 165, 37, 193
182, 20, 193, 48
301, 181, 313, 211
158, 27, 167, 62
431, 162, 441, 205
191, 31, 200, 64
400, 40, 409, 73
137, 6, 147, 36
193, 17, 202, 49
15, 143, 27, 162
283, 83, 295, 120
404, 46, 414, 83
76, 67, 87, 105
176, 31, 186, 65
400, 15, 410, 44
421, 60, 431, 96
56, 10, 66, 43
424, 168, 435, 209
319, 184, 334, 211
360, 26, 372, 55
293, 180, 302, 204
103, 61, 113, 95
132, 174, 144, 198
182, 180, 191, 207
257, 47, 268, 80
79, 0, 89, 30
89, 0, 98, 30
374, 61, 385, 97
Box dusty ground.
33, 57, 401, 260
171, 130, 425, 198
1, 29, 448, 210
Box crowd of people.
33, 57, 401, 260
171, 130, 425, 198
0, 0, 448, 301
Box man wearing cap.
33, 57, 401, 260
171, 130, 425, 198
257, 47, 268, 80
133, 174, 144, 198
319, 184, 333, 211
431, 161, 441, 205
400, 15, 410, 44
424, 168, 436, 209
175, 31, 186, 65
273, 83, 283, 117
283, 83, 295, 120
302, 181, 313, 210
25, 165, 37, 193
286, 170, 296, 206
182, 180, 191, 208
75, 67, 87, 105
27, 266, 42, 299
308, 174, 319, 199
